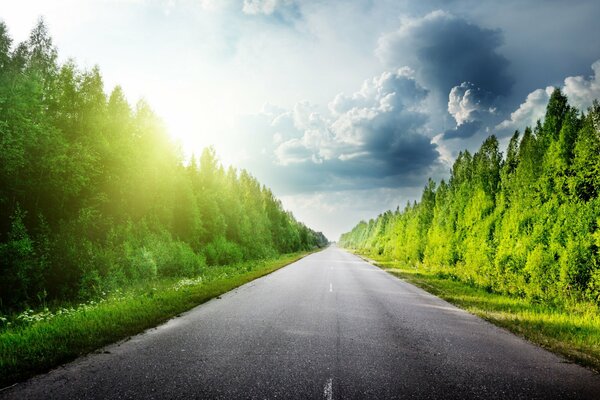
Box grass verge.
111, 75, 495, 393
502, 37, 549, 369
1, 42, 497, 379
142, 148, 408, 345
0, 251, 313, 387
358, 253, 600, 373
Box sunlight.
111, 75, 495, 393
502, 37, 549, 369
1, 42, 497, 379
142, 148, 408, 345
157, 92, 233, 160
151, 78, 261, 164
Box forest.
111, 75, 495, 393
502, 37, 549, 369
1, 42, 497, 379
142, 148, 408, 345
340, 89, 600, 307
0, 20, 327, 313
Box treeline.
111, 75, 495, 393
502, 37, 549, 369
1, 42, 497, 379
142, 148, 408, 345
340, 89, 600, 306
0, 21, 327, 312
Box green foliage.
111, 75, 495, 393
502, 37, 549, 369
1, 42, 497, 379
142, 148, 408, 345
341, 88, 600, 308
0, 206, 35, 309
0, 251, 311, 387
203, 237, 244, 266
0, 21, 327, 313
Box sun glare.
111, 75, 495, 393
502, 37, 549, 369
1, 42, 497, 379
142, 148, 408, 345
158, 97, 231, 161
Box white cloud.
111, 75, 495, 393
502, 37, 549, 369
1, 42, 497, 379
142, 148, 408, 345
229, 67, 439, 195
563, 60, 600, 111
440, 81, 501, 140
274, 138, 312, 165
497, 59, 600, 134
272, 101, 333, 165
223, 68, 439, 193
272, 68, 433, 167
495, 87, 553, 132
448, 82, 484, 125
242, 0, 292, 15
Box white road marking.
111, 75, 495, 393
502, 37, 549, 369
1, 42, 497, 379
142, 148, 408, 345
323, 377, 333, 400
0, 383, 18, 393
329, 283, 333, 292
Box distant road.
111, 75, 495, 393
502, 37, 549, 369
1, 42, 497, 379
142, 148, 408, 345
3, 246, 599, 399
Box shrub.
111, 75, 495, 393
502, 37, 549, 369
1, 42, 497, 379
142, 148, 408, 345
203, 237, 244, 266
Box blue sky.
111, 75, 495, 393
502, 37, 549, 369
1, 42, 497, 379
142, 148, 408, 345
2, 0, 600, 239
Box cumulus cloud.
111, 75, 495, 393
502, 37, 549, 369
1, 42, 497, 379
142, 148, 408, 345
448, 82, 488, 125
563, 60, 600, 111
495, 86, 553, 133
271, 102, 333, 164
232, 11, 599, 198
233, 68, 441, 193
497, 59, 600, 134
326, 68, 428, 147
376, 10, 513, 97
274, 138, 314, 165
441, 82, 497, 139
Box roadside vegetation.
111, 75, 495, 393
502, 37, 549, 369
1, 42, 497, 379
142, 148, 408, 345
0, 251, 312, 387
340, 90, 600, 370
0, 20, 327, 386
0, 20, 327, 315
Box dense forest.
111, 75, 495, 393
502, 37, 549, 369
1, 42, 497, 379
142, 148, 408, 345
0, 21, 327, 312
340, 89, 600, 306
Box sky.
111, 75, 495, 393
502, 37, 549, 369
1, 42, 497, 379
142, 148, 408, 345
2, 0, 600, 240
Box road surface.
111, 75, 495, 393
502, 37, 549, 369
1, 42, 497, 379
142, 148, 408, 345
2, 246, 599, 399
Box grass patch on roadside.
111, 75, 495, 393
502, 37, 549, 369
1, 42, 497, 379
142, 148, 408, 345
359, 253, 600, 373
0, 251, 312, 387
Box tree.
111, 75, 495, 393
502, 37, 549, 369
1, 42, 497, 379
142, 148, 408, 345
570, 101, 600, 201
0, 21, 327, 312
340, 91, 600, 306
542, 88, 569, 144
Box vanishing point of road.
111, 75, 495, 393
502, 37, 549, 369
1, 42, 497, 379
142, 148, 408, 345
3, 246, 599, 399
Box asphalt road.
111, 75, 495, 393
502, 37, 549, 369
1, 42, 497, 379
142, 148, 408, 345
3, 246, 600, 399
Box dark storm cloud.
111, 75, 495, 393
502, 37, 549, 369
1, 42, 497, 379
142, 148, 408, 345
442, 120, 482, 140
232, 4, 600, 197
377, 10, 514, 97
259, 154, 438, 194
233, 68, 441, 194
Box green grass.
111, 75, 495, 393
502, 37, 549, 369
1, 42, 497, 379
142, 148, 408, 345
0, 252, 312, 387
359, 253, 600, 373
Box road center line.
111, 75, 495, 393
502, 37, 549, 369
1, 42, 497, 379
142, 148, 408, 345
329, 283, 333, 292
323, 377, 333, 400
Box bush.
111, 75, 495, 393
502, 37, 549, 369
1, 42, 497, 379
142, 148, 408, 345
126, 245, 158, 281
0, 206, 35, 310
203, 237, 244, 266
155, 240, 205, 277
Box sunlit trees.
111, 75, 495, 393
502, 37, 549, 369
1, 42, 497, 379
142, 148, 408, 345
0, 21, 327, 312
340, 88, 600, 307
